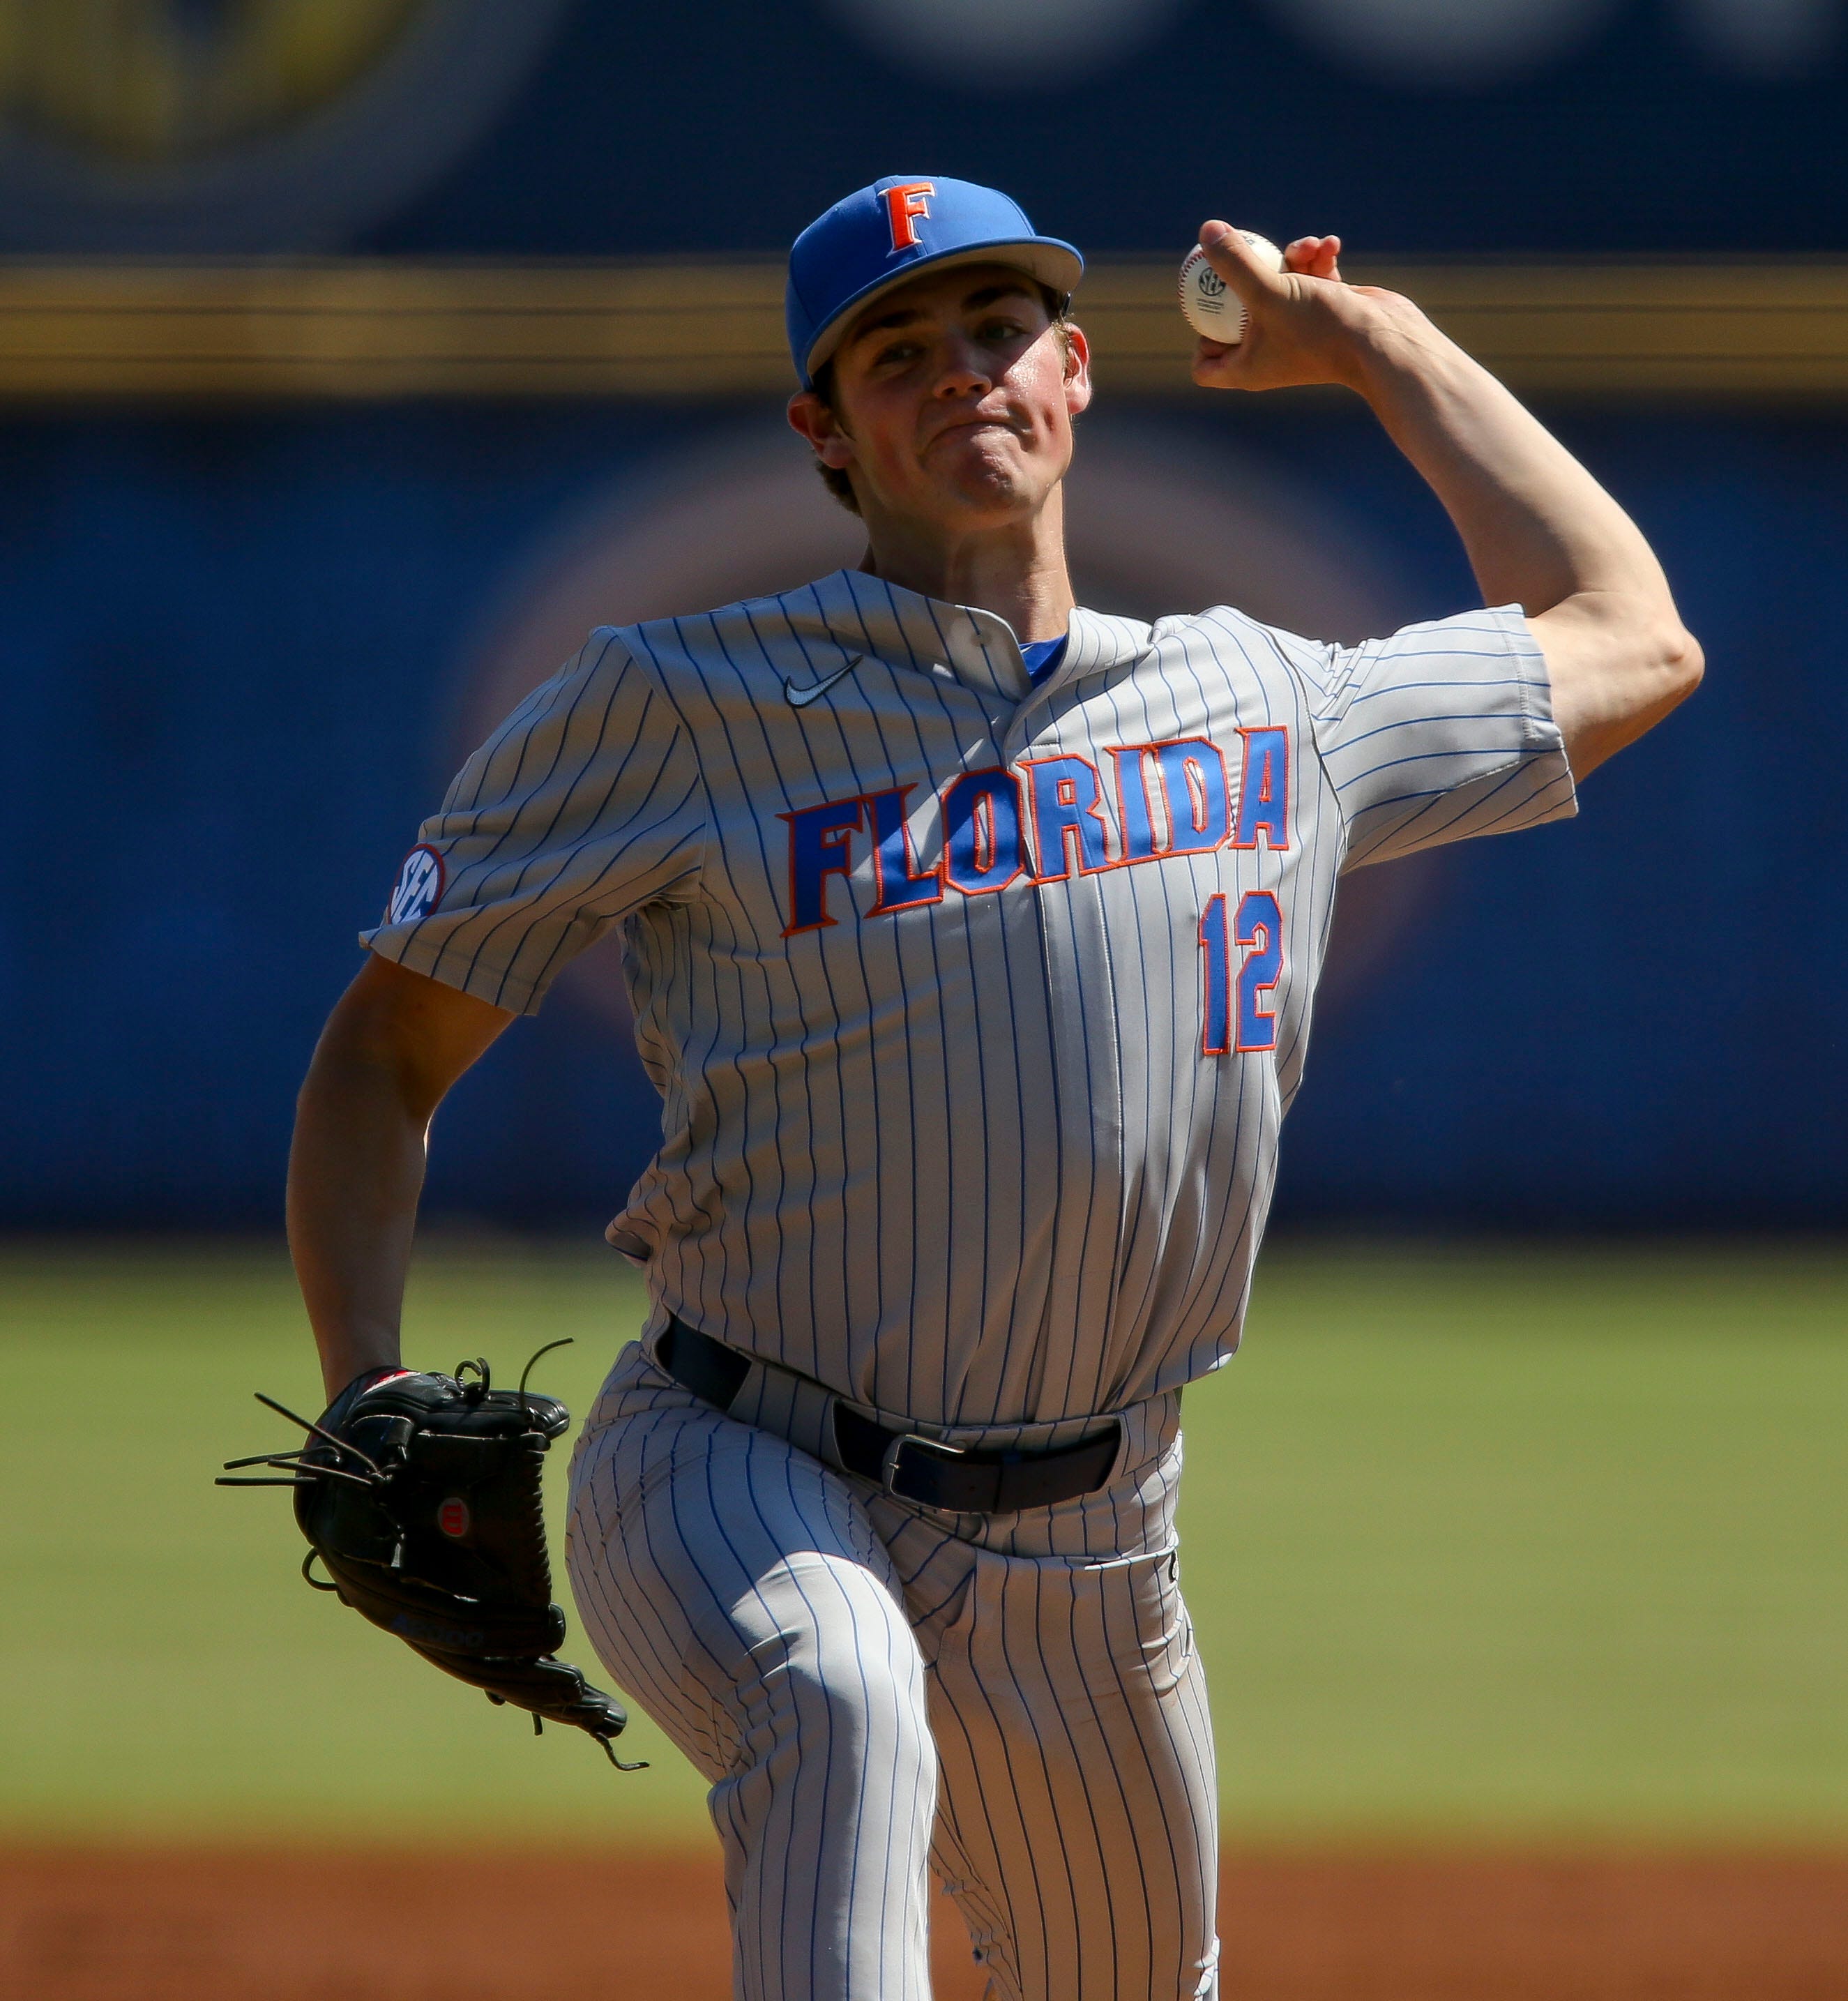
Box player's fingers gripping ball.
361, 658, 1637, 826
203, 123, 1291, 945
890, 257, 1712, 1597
1179, 232, 1284, 342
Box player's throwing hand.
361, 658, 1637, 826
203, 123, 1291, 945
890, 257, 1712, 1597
1190, 220, 1420, 393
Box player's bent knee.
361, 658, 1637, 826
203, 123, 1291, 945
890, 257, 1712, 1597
727, 1550, 934, 1782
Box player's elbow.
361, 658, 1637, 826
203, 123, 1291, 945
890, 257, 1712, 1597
1652, 619, 1704, 713
1544, 601, 1704, 781
1600, 616, 1703, 760
1602, 609, 1703, 739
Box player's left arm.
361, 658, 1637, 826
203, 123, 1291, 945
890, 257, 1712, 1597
1192, 225, 1703, 780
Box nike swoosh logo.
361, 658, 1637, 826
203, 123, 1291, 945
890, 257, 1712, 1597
783, 655, 863, 709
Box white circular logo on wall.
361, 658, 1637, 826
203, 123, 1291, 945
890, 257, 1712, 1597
819, 0, 1188, 87
386, 845, 446, 926
0, 0, 575, 252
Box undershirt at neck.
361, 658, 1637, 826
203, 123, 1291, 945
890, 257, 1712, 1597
1020, 633, 1069, 685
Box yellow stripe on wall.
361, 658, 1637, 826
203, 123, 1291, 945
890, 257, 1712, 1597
0, 258, 1842, 399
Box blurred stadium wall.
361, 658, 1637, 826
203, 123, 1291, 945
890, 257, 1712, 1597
1, 0, 1842, 1232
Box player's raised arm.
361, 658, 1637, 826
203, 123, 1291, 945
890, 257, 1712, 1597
1189, 220, 1703, 780
288, 953, 514, 1400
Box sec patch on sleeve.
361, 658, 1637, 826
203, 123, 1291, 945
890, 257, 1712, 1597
384, 844, 445, 925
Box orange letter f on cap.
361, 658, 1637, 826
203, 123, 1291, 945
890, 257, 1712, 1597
883, 181, 935, 252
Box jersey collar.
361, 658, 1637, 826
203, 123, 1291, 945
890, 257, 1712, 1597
794, 568, 1150, 702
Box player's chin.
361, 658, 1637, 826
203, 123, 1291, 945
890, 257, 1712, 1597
926, 436, 1047, 511
941, 471, 1043, 524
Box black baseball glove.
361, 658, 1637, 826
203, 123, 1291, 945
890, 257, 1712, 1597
220, 1342, 642, 1769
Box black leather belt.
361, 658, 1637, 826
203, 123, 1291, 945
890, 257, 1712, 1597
658, 1317, 1121, 1514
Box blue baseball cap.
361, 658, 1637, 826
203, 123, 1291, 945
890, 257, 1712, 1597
786, 175, 1083, 389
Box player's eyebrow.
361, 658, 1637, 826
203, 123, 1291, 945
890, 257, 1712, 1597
843, 280, 1042, 352
848, 305, 925, 343
960, 282, 1038, 312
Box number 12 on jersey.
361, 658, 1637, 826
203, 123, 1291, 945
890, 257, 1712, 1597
1199, 891, 1282, 1055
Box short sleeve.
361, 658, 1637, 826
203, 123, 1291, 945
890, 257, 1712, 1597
1295, 605, 1577, 873
362, 632, 705, 1015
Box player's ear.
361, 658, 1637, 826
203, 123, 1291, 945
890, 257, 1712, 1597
1061, 322, 1093, 419
787, 389, 856, 470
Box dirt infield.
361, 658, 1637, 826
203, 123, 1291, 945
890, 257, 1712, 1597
4, 1844, 1846, 2000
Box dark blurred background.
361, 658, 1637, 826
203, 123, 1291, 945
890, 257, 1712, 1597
3, 0, 1843, 1234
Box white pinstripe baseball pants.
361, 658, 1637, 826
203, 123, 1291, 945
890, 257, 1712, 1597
566, 1345, 1219, 2001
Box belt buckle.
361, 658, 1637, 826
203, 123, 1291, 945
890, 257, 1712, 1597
880, 1430, 964, 1502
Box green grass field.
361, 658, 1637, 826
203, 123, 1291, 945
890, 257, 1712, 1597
1, 1239, 1842, 1846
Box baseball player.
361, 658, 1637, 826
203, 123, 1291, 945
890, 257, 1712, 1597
288, 177, 1701, 1999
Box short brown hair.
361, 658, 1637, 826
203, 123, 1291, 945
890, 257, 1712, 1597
808, 285, 1074, 515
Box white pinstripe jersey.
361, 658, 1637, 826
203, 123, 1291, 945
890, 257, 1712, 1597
368, 568, 1575, 1428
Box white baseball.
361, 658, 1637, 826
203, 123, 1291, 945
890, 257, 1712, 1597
1179, 232, 1283, 342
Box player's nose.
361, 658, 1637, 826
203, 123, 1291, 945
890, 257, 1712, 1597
934, 330, 992, 398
